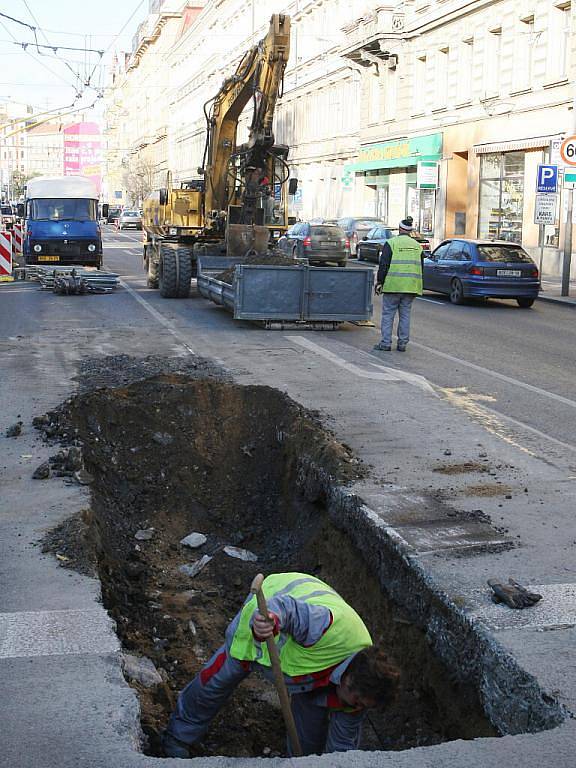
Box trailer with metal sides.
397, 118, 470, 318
197, 256, 374, 329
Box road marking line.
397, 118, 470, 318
286, 336, 436, 394
411, 341, 576, 409
417, 296, 445, 305
119, 278, 195, 355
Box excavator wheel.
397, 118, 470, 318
159, 244, 192, 298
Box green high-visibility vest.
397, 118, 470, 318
384, 235, 423, 295
229, 573, 372, 676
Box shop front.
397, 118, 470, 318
344, 133, 443, 235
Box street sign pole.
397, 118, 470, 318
560, 104, 576, 296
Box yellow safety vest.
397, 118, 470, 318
229, 573, 372, 676
384, 235, 423, 294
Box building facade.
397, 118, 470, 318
104, 0, 575, 274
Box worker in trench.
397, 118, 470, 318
162, 572, 400, 758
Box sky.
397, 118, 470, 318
0, 0, 148, 119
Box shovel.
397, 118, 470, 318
251, 573, 303, 757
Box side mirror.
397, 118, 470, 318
17, 203, 25, 217
101, 204, 109, 218
362, 236, 368, 241
159, 189, 169, 206
288, 178, 298, 195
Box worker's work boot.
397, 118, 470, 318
162, 732, 191, 759
373, 341, 391, 351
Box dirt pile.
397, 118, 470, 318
216, 254, 298, 284
42, 372, 495, 757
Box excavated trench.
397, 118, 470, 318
54, 374, 499, 758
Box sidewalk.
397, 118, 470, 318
538, 275, 576, 307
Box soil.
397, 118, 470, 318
433, 461, 490, 475
38, 364, 496, 758
216, 254, 298, 285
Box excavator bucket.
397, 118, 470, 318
226, 224, 270, 258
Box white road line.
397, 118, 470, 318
411, 341, 576, 409
119, 278, 195, 355
417, 296, 445, 305
286, 335, 436, 394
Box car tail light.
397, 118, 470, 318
469, 265, 484, 276
303, 236, 311, 247
530, 267, 539, 278
345, 238, 350, 249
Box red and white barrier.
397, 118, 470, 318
12, 222, 23, 256
0, 231, 13, 280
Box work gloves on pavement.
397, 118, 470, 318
487, 578, 542, 609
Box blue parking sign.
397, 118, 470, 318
537, 164, 558, 193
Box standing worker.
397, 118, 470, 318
162, 572, 400, 758
373, 216, 423, 352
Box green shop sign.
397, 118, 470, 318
346, 133, 443, 172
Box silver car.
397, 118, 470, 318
117, 210, 142, 230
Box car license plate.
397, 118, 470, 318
497, 269, 521, 277
38, 255, 60, 262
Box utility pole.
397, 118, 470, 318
561, 93, 576, 296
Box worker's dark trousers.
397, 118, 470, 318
167, 644, 365, 755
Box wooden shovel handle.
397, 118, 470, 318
250, 574, 303, 757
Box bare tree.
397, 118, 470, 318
121, 156, 157, 206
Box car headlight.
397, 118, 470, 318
87, 244, 96, 252
33, 244, 42, 253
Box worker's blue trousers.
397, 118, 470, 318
167, 644, 365, 755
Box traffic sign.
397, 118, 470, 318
560, 136, 576, 166
564, 171, 576, 188
534, 194, 557, 225
550, 138, 564, 167
536, 164, 558, 193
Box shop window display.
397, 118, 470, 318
478, 152, 525, 243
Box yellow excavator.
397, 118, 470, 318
142, 14, 296, 297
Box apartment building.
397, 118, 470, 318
0, 101, 31, 200
26, 123, 64, 177
105, 0, 574, 272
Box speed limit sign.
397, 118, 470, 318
560, 135, 576, 166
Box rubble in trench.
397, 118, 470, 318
39, 358, 496, 758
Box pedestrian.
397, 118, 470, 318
373, 216, 423, 352
162, 572, 400, 758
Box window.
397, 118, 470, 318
478, 152, 525, 243
547, 2, 571, 80
383, 68, 397, 120
484, 28, 502, 97
457, 39, 474, 102
513, 16, 535, 90
413, 56, 427, 113
435, 47, 449, 107
434, 243, 452, 260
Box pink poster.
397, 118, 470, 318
63, 122, 102, 194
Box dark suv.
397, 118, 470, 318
278, 222, 349, 266
337, 217, 387, 256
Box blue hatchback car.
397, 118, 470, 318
423, 239, 541, 307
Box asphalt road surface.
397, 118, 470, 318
2, 228, 575, 456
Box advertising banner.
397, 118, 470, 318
63, 122, 102, 194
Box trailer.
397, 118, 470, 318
197, 256, 374, 329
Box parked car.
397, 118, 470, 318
356, 226, 397, 263
337, 217, 387, 256
1, 202, 17, 229
117, 210, 142, 230
356, 226, 431, 263
106, 206, 122, 224
277, 222, 349, 266
423, 239, 540, 307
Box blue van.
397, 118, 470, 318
21, 176, 102, 268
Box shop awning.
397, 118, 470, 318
473, 135, 558, 154
345, 133, 443, 172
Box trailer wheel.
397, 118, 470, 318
159, 244, 191, 298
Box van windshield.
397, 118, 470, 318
30, 198, 97, 221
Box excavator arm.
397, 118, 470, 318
203, 14, 290, 222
